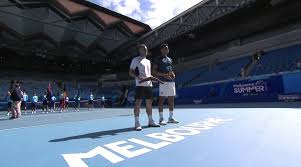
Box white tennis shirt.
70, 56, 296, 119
130, 56, 153, 87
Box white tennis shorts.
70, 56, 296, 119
159, 82, 176, 97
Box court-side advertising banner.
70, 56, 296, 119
224, 76, 284, 96
176, 75, 284, 104
278, 94, 301, 101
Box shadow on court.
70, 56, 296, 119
49, 126, 151, 142
0, 118, 10, 121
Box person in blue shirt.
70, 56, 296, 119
74, 93, 80, 112
88, 91, 94, 111
50, 95, 56, 113
31, 93, 38, 114
46, 88, 52, 112
65, 96, 69, 111
153, 43, 179, 125
42, 92, 48, 113
100, 95, 105, 110
22, 91, 28, 114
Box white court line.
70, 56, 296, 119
0, 113, 135, 132
0, 108, 230, 132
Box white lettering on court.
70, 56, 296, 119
62, 118, 232, 167
104, 141, 152, 158
128, 138, 171, 149
62, 146, 124, 167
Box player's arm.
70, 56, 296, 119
169, 58, 176, 79
169, 71, 176, 79
129, 68, 143, 80
129, 69, 136, 78
129, 59, 141, 80
152, 64, 168, 78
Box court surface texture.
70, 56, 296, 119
0, 103, 301, 167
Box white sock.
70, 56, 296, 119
169, 111, 173, 119
159, 112, 164, 120
135, 116, 140, 125
148, 115, 154, 123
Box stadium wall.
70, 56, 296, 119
1, 72, 301, 110
174, 71, 301, 105
282, 71, 301, 94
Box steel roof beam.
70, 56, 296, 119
0, 8, 118, 41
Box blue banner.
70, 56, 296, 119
175, 75, 284, 105
223, 75, 283, 96
282, 71, 301, 94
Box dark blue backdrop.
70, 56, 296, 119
175, 75, 285, 104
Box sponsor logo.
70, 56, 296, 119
278, 94, 301, 101
233, 80, 267, 94
193, 99, 203, 104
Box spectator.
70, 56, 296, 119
22, 91, 28, 114
118, 85, 129, 106
42, 92, 48, 113
101, 95, 105, 109
46, 88, 52, 112
65, 96, 69, 111
31, 93, 38, 114
88, 91, 94, 111
74, 92, 80, 112
6, 91, 12, 116
10, 83, 23, 119
50, 95, 56, 113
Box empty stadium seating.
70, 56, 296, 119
175, 66, 209, 86
176, 56, 249, 86
1, 44, 300, 101
175, 43, 301, 86
250, 44, 301, 76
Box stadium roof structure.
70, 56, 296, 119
0, 0, 151, 63
117, 0, 258, 61
116, 0, 297, 64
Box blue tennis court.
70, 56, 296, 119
1, 106, 301, 167
1, 0, 301, 167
